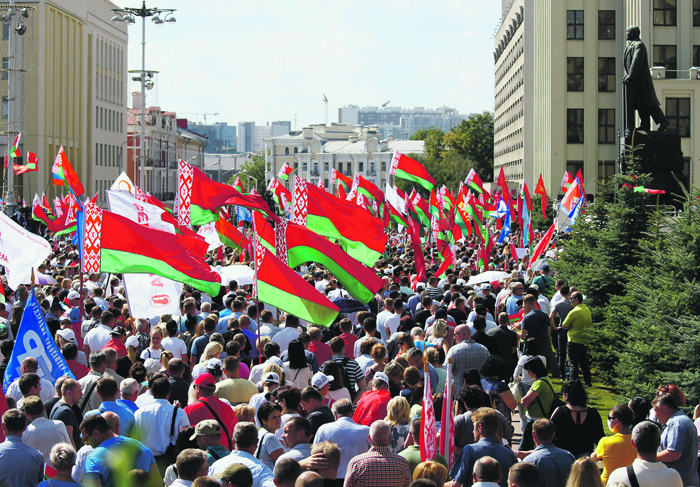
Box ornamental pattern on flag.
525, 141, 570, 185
275, 218, 289, 265
83, 203, 103, 273
293, 177, 308, 226
178, 160, 194, 227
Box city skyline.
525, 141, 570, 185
121, 0, 501, 129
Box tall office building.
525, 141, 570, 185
495, 0, 700, 197
338, 105, 466, 139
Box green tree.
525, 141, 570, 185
230, 153, 266, 194
444, 112, 494, 182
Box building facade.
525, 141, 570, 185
0, 0, 128, 207
495, 0, 700, 197
338, 105, 467, 140
187, 121, 236, 152
263, 123, 424, 195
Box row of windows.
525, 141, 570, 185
496, 160, 524, 182
495, 127, 523, 157
96, 37, 125, 106
566, 99, 690, 144
566, 57, 616, 92
95, 143, 121, 167
652, 0, 700, 27
495, 35, 524, 86
495, 97, 523, 134
96, 107, 123, 133
567, 10, 616, 40
495, 65, 524, 110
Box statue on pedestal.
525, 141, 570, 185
623, 26, 670, 137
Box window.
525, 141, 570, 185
695, 46, 700, 67
654, 0, 677, 26
2, 23, 8, 41
567, 109, 584, 143
567, 10, 584, 40
359, 162, 364, 172
338, 162, 342, 173
567, 57, 584, 91
566, 161, 584, 180
294, 147, 298, 154
598, 58, 615, 92
96, 143, 99, 165
683, 157, 690, 176
324, 162, 329, 171
284, 147, 289, 156
324, 179, 329, 188
302, 162, 308, 171
1, 96, 7, 119
654, 45, 677, 78
598, 10, 615, 39
695, 0, 700, 26
381, 161, 387, 172
598, 109, 616, 144
666, 98, 690, 137
1, 58, 7, 81
598, 161, 615, 181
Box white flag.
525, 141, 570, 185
0, 212, 52, 289
196, 222, 223, 252
123, 273, 182, 319
110, 171, 136, 195
106, 190, 175, 234
385, 182, 406, 215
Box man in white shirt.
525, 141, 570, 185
134, 375, 190, 473
5, 357, 54, 403
314, 272, 329, 293
259, 309, 282, 338
79, 351, 106, 413
22, 396, 71, 467
278, 417, 313, 462
607, 421, 683, 487
313, 399, 370, 481
162, 320, 188, 362
171, 448, 210, 487
273, 315, 301, 354
384, 300, 403, 339
376, 298, 394, 340
84, 310, 115, 357
209, 422, 276, 487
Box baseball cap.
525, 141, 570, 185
311, 372, 334, 389
374, 372, 390, 385
124, 336, 139, 348
56, 328, 76, 343
212, 463, 253, 486
195, 373, 217, 389
189, 419, 221, 440
206, 358, 223, 370
67, 291, 80, 300
262, 372, 280, 384
481, 284, 491, 290
50, 300, 64, 311
110, 326, 126, 337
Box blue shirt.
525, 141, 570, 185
0, 435, 44, 487
86, 401, 137, 438
191, 333, 213, 358
85, 435, 155, 487
450, 436, 518, 487
661, 410, 699, 487
523, 443, 575, 487
116, 398, 139, 413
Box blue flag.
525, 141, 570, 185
237, 206, 251, 223
498, 207, 511, 245
3, 290, 75, 392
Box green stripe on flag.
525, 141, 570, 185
306, 214, 381, 267
257, 280, 338, 326
395, 168, 435, 192
191, 204, 219, 226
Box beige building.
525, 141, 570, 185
0, 0, 128, 206
264, 123, 424, 194
495, 0, 700, 197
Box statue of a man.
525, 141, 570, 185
623, 25, 670, 137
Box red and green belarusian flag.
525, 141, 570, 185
252, 211, 275, 253
331, 168, 353, 191
52, 146, 85, 197
82, 203, 221, 295
253, 222, 339, 326
215, 215, 250, 251
561, 171, 574, 193
178, 160, 275, 227
408, 189, 431, 229
274, 219, 384, 304
267, 178, 292, 213
336, 183, 347, 200
232, 176, 244, 192
387, 202, 408, 227
390, 151, 435, 192
465, 169, 485, 194
10, 133, 20, 158
465, 191, 485, 243
32, 194, 56, 228
292, 176, 387, 267
277, 162, 293, 181
406, 199, 427, 283
352, 174, 385, 207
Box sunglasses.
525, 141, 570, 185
607, 416, 616, 421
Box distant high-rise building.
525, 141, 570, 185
237, 122, 254, 152
337, 105, 467, 139
237, 121, 291, 153
187, 121, 236, 152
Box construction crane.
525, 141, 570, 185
180, 110, 220, 125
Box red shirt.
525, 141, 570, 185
339, 333, 358, 359
353, 389, 391, 426
309, 340, 333, 365
66, 359, 89, 380
102, 338, 128, 357
184, 396, 238, 448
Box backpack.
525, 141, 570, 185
322, 358, 353, 393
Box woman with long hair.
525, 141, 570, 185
564, 457, 604, 487
550, 380, 604, 458
396, 333, 415, 359
365, 343, 387, 382
384, 396, 412, 453
140, 327, 165, 360
192, 341, 223, 380
321, 361, 351, 402
9, 305, 22, 340
283, 339, 313, 389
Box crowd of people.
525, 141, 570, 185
0, 233, 697, 487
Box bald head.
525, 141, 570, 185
21, 357, 38, 373
369, 420, 392, 447
455, 325, 471, 341
101, 411, 121, 435
295, 472, 323, 487
473, 456, 501, 484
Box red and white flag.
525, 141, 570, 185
440, 359, 455, 469
420, 365, 437, 462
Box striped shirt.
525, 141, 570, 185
325, 354, 364, 392
22, 417, 71, 467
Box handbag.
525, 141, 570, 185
534, 379, 565, 418
509, 380, 522, 402
162, 405, 179, 464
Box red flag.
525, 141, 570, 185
439, 360, 455, 469
435, 249, 454, 278
574, 169, 587, 201
420, 364, 437, 462
406, 199, 426, 283
510, 240, 518, 265
529, 222, 556, 268
336, 183, 347, 200
561, 171, 574, 193
535, 175, 548, 220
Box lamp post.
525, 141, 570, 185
112, 1, 175, 193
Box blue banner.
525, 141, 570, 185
237, 206, 252, 223
2, 290, 75, 392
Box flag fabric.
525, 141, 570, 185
51, 146, 85, 197
440, 360, 455, 469
353, 174, 385, 206
465, 169, 485, 194
0, 212, 52, 289
420, 363, 437, 462
232, 176, 244, 193
0, 284, 5, 305
406, 199, 427, 283
111, 171, 136, 195
498, 206, 511, 245
252, 212, 275, 253
573, 169, 587, 200
196, 222, 223, 252
277, 162, 293, 181
32, 195, 56, 229
390, 151, 436, 191
332, 168, 353, 190
10, 133, 20, 158
216, 215, 250, 251
2, 291, 75, 393
81, 203, 222, 295
253, 221, 339, 326
528, 222, 557, 268
123, 274, 182, 319
535, 174, 548, 220
560, 177, 583, 217
388, 203, 408, 227
178, 160, 275, 227
106, 191, 178, 236
292, 177, 387, 267
336, 183, 347, 200
634, 186, 665, 194
561, 171, 574, 193
435, 248, 454, 278
14, 152, 37, 175
317, 179, 324, 190
275, 218, 384, 304
409, 191, 431, 229
385, 182, 406, 215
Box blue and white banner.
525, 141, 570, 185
2, 290, 74, 392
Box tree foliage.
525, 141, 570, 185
229, 153, 266, 194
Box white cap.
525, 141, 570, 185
125, 335, 139, 348
311, 372, 334, 389
262, 372, 280, 384
206, 358, 223, 370
374, 372, 390, 385
56, 328, 76, 343
67, 291, 80, 300
481, 284, 491, 290
267, 356, 283, 366
144, 358, 160, 375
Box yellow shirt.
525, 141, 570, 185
594, 433, 637, 484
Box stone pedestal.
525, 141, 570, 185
625, 130, 687, 205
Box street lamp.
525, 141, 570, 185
238, 170, 258, 193
112, 1, 176, 193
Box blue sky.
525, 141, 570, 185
121, 0, 502, 129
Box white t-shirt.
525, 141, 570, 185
140, 347, 162, 360
162, 336, 188, 358
85, 324, 112, 352
384, 314, 401, 337
607, 458, 683, 487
